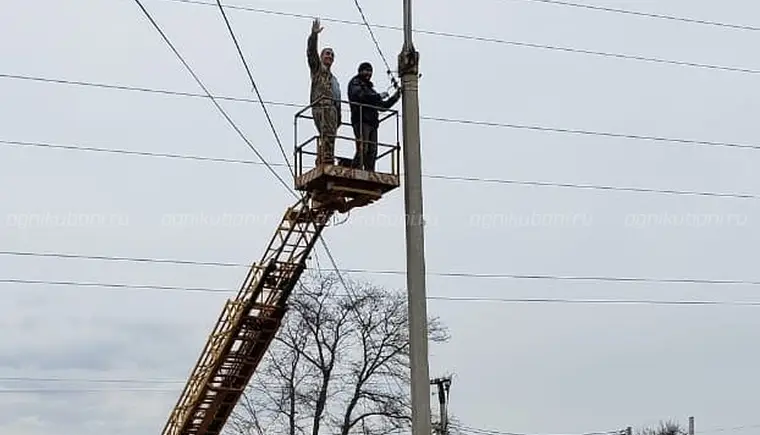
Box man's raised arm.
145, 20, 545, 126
307, 18, 322, 72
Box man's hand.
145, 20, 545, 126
311, 18, 323, 34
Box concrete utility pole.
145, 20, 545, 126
398, 1, 432, 435
431, 377, 452, 435
689, 417, 695, 435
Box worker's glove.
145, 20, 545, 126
379, 92, 389, 99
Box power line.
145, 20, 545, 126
0, 388, 178, 393
158, 0, 760, 76
0, 250, 242, 267
0, 73, 299, 107
699, 424, 760, 434
3, 243, 760, 303
506, 0, 760, 32
5, 249, 760, 286
427, 173, 760, 200
130, 0, 295, 197
0, 375, 311, 387
0, 138, 283, 166
0, 376, 182, 384
421, 115, 760, 151
5, 72, 760, 153
7, 250, 760, 288
3, 277, 760, 306
427, 297, 760, 307
349, 0, 398, 88
0, 376, 408, 392
3, 138, 758, 200
455, 423, 624, 435
456, 423, 623, 435
0, 278, 228, 293
213, 0, 293, 176
6, 272, 760, 287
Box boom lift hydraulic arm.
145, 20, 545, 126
161, 199, 333, 435
161, 99, 399, 435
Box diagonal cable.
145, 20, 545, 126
131, 0, 295, 196
350, 0, 398, 88
212, 3, 355, 292
214, 0, 293, 176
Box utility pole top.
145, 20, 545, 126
398, 46, 419, 76
403, 0, 414, 51
399, 0, 419, 75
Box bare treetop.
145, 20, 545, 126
228, 271, 450, 435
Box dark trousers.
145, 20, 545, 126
352, 122, 378, 171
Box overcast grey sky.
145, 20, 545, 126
2, 0, 760, 434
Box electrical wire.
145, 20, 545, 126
5, 72, 759, 153
3, 138, 758, 200
349, 0, 399, 88
421, 115, 760, 151
426, 174, 760, 200
505, 0, 760, 32
455, 423, 624, 435
3, 277, 760, 306
8, 250, 760, 289
6, 271, 760, 287
5, 72, 760, 153
0, 376, 321, 388
214, 0, 293, 176
158, 0, 760, 76
698, 423, 760, 434
0, 72, 300, 107
131, 0, 295, 197
0, 377, 414, 392
0, 376, 182, 384
0, 388, 178, 393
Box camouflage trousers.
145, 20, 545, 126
312, 104, 338, 166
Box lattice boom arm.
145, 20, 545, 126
161, 199, 334, 435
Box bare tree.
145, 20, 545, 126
637, 420, 687, 435
226, 271, 450, 435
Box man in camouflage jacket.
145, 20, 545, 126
307, 18, 342, 166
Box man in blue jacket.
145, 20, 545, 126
347, 62, 401, 171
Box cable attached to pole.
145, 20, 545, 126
351, 0, 399, 89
